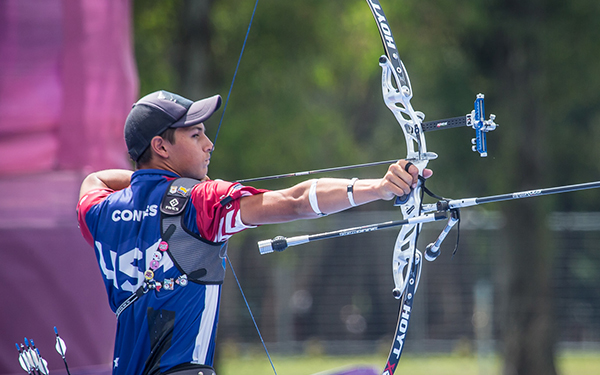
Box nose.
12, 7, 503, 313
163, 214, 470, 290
205, 138, 214, 153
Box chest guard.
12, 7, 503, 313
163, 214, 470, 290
160, 178, 228, 284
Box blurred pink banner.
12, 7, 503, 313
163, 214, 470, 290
0, 0, 138, 374
0, 0, 137, 176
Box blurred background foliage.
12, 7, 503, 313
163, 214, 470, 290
132, 1, 600, 374
133, 0, 600, 198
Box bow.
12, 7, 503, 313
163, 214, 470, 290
365, 2, 439, 371
251, 2, 600, 375
365, 1, 496, 372
218, 1, 497, 374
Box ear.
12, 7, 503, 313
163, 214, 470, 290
150, 135, 169, 159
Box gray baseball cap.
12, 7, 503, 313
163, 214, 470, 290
124, 90, 222, 161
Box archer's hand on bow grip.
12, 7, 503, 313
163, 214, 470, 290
393, 161, 432, 205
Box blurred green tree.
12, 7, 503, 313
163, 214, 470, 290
132, 1, 600, 375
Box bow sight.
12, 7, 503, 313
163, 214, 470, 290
419, 92, 498, 157
378, 55, 498, 162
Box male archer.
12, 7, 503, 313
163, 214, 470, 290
76, 90, 432, 375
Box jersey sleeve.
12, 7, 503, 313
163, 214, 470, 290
190, 180, 268, 242
76, 188, 114, 246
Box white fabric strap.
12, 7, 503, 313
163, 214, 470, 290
309, 179, 326, 216
347, 178, 359, 207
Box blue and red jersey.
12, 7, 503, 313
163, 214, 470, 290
77, 169, 266, 375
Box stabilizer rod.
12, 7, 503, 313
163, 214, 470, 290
258, 212, 447, 254
445, 180, 600, 209
259, 180, 600, 255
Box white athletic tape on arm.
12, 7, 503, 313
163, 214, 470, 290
309, 179, 327, 216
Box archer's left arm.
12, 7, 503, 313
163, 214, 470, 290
240, 160, 432, 225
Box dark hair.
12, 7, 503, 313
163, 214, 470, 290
135, 127, 177, 168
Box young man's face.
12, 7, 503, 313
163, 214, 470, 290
166, 124, 214, 180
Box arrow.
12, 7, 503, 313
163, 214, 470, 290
54, 327, 71, 375
16, 343, 33, 374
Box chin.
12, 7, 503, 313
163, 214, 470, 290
179, 170, 206, 181
195, 169, 208, 181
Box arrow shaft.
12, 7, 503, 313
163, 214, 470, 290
236, 159, 399, 183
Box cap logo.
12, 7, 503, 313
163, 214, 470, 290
158, 90, 178, 103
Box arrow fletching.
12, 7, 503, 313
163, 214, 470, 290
37, 355, 49, 375
22, 341, 36, 370
16, 343, 31, 373
18, 343, 32, 374
28, 340, 40, 369
18, 355, 30, 373
54, 326, 72, 375
54, 326, 67, 357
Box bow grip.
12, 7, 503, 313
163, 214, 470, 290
394, 194, 410, 206
393, 161, 421, 206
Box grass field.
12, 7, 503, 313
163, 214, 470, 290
217, 352, 600, 375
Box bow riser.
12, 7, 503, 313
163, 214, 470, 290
370, 1, 431, 305
380, 57, 435, 162
391, 179, 424, 298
